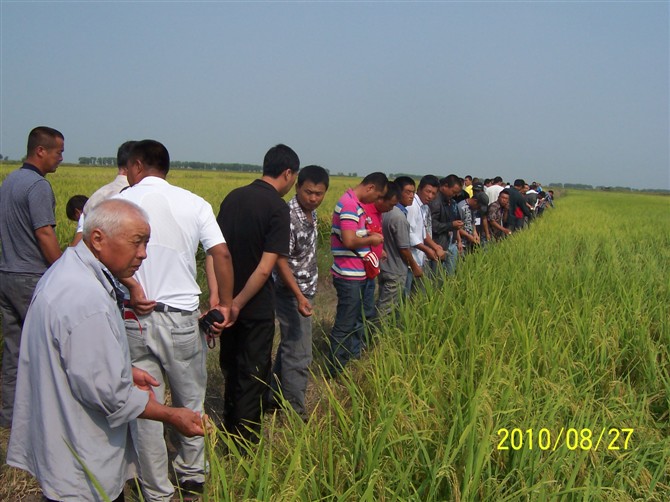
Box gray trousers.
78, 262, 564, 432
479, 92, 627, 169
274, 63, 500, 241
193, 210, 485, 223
0, 271, 41, 428
126, 310, 205, 502
269, 289, 314, 418
376, 272, 406, 320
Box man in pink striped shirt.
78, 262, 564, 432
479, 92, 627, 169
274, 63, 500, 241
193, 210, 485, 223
328, 172, 387, 376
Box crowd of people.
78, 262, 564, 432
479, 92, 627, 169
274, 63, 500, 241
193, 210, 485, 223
0, 126, 554, 501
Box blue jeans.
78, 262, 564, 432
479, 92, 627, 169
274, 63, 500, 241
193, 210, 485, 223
269, 289, 314, 418
328, 277, 366, 376
444, 243, 458, 276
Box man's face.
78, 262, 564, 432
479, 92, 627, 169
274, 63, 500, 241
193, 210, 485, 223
96, 218, 150, 279
40, 137, 64, 173
449, 184, 463, 198
296, 181, 328, 212
498, 193, 510, 208
417, 185, 437, 204
375, 195, 399, 214
399, 184, 415, 207
361, 184, 386, 204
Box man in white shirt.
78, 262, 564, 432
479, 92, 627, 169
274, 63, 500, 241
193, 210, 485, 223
117, 140, 235, 501
405, 175, 445, 292
7, 199, 206, 502
72, 141, 135, 246
484, 176, 505, 212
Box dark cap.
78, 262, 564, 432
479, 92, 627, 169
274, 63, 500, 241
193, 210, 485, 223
473, 182, 484, 192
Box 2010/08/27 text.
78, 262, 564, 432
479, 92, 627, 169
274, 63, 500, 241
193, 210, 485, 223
496, 428, 634, 451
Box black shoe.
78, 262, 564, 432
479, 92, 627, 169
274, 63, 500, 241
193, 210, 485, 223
177, 480, 204, 501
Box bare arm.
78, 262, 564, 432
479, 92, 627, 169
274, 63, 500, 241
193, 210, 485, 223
119, 276, 156, 315
34, 225, 62, 265
206, 243, 235, 327
399, 248, 423, 278
233, 252, 280, 314
276, 256, 312, 317
139, 396, 206, 437
340, 229, 383, 250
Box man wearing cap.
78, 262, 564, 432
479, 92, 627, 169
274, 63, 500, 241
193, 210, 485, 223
472, 182, 491, 244
117, 139, 234, 501
0, 126, 64, 428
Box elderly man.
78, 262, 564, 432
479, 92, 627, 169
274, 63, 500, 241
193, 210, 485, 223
7, 199, 206, 502
0, 126, 64, 427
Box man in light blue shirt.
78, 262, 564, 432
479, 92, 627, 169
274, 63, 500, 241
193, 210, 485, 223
7, 199, 206, 502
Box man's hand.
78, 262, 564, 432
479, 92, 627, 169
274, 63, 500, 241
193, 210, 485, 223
127, 283, 156, 315
132, 367, 160, 400
368, 232, 384, 247
411, 263, 424, 278
211, 304, 236, 332
424, 248, 438, 261
297, 294, 313, 317
171, 408, 208, 437
434, 245, 447, 261
452, 220, 464, 229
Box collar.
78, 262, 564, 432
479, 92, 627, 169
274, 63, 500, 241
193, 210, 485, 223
396, 203, 408, 216
252, 179, 279, 192
72, 240, 117, 302
288, 195, 316, 226
135, 175, 169, 187
21, 163, 44, 177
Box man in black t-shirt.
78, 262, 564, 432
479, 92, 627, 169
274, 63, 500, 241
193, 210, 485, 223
216, 144, 299, 442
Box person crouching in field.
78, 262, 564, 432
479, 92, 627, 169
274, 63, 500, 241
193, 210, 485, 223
328, 172, 387, 377
6, 199, 207, 502
487, 189, 512, 239
267, 165, 329, 420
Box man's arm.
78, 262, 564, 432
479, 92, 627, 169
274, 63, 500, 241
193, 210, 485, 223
119, 276, 156, 315
424, 235, 446, 260
34, 225, 62, 265
205, 243, 235, 327
276, 256, 312, 317
340, 229, 383, 250
139, 395, 206, 437
232, 251, 280, 314
399, 248, 423, 278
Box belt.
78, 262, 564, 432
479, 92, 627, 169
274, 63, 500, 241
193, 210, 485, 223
153, 302, 197, 314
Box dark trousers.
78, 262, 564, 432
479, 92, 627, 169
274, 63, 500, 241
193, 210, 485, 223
219, 318, 274, 442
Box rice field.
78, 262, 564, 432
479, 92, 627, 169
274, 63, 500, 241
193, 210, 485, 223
0, 164, 668, 500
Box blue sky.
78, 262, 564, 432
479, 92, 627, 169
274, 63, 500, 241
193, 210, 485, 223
1, 1, 667, 189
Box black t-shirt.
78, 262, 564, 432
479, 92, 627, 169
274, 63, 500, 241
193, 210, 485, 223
217, 179, 290, 320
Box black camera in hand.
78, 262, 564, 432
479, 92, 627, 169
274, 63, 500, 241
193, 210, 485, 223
199, 308, 225, 334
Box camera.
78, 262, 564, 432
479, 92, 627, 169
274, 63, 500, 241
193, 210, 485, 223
199, 308, 224, 334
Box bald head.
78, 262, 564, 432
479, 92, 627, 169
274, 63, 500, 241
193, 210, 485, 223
85, 199, 151, 278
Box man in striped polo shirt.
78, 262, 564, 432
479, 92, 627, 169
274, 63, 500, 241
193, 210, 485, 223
328, 172, 388, 376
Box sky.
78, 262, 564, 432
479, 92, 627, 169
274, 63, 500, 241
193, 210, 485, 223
0, 1, 668, 190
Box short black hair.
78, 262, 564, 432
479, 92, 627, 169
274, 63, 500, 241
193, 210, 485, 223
117, 141, 137, 168
66, 195, 88, 221
383, 181, 401, 201
128, 140, 170, 174
361, 172, 388, 191
297, 165, 329, 188
500, 188, 511, 196
493, 176, 503, 183
418, 175, 439, 190
27, 126, 64, 156
393, 176, 415, 190
263, 144, 300, 177
514, 179, 526, 188
440, 174, 462, 188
